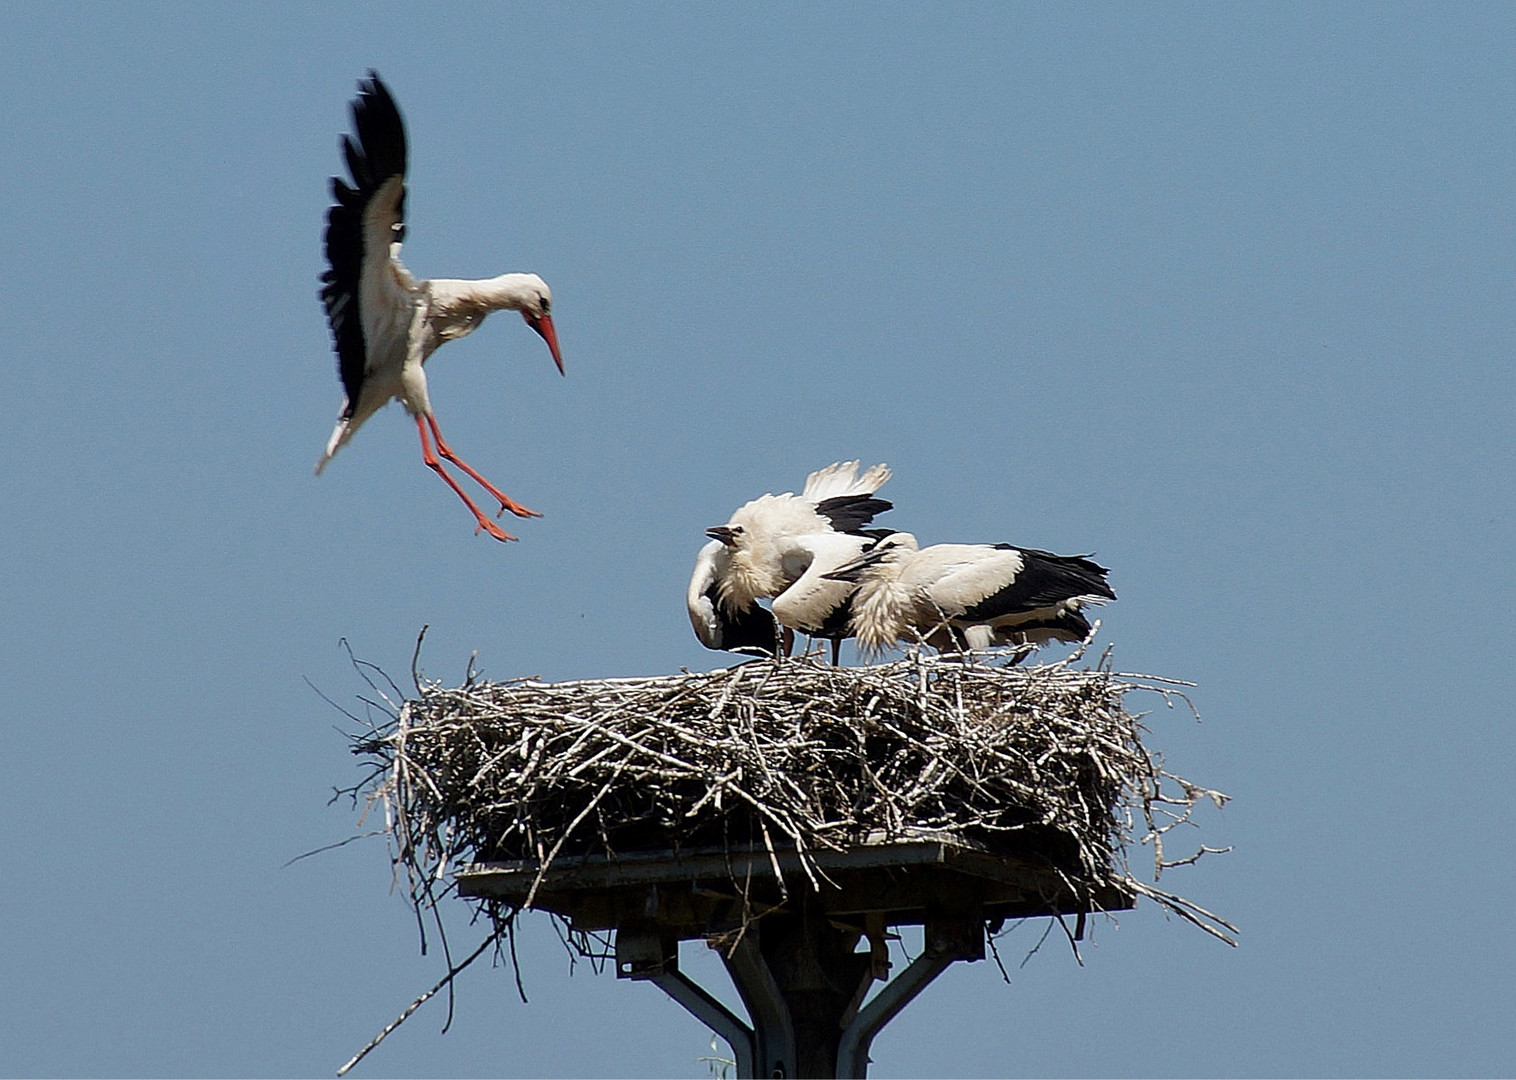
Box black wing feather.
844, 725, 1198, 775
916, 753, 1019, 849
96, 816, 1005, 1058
319, 71, 408, 417
810, 595, 856, 639
707, 585, 782, 657
814, 494, 893, 534
961, 548, 1116, 621
1001, 608, 1094, 641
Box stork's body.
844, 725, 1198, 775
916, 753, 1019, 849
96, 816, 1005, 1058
768, 529, 890, 663
316, 72, 564, 541
825, 533, 1116, 655
689, 462, 893, 662
687, 539, 782, 657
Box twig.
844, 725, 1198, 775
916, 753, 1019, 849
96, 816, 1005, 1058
335, 925, 504, 1077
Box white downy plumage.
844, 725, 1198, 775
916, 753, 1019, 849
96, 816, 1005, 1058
688, 462, 893, 661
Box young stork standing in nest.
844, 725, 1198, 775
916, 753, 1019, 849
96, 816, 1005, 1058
315, 71, 565, 542
824, 532, 1116, 657
688, 461, 893, 663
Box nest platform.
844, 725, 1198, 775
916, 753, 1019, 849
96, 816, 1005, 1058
350, 649, 1228, 1078
457, 834, 1134, 941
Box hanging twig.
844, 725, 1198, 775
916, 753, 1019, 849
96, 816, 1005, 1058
336, 925, 504, 1077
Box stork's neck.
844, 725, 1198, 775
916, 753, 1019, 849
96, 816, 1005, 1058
849, 562, 913, 653
425, 273, 548, 345
471, 273, 549, 312
718, 543, 786, 612
427, 273, 547, 313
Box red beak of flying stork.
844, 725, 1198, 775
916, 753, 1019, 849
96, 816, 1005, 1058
523, 311, 565, 375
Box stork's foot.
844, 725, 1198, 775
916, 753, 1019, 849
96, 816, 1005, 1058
492, 496, 542, 521
473, 516, 520, 542
422, 414, 542, 525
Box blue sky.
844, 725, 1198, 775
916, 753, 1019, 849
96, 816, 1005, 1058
2, 3, 1512, 1076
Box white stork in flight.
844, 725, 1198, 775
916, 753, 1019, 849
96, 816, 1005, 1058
688, 461, 894, 663
824, 533, 1116, 656
315, 71, 564, 542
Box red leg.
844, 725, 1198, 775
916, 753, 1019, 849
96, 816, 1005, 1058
425, 414, 540, 520
416, 416, 517, 542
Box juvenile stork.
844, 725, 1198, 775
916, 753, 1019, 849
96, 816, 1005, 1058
767, 528, 893, 663
686, 540, 782, 658
315, 71, 564, 542
688, 462, 894, 663
824, 533, 1116, 656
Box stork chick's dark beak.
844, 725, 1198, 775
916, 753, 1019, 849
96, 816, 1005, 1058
523, 311, 565, 374
821, 549, 884, 583
706, 526, 737, 547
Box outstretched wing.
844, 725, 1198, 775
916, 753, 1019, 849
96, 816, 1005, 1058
320, 71, 409, 418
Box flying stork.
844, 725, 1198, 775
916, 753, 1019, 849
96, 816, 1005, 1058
824, 533, 1116, 656
688, 462, 894, 663
315, 71, 564, 542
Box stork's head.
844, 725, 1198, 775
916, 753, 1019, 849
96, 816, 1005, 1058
822, 532, 919, 583
705, 524, 741, 548
706, 511, 789, 612
515, 277, 564, 375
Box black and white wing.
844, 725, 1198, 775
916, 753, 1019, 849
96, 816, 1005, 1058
954, 547, 1116, 622
320, 71, 411, 417
812, 493, 895, 534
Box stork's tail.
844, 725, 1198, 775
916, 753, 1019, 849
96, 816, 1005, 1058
314, 418, 351, 476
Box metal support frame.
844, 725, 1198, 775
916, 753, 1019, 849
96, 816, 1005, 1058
835, 951, 952, 1078
647, 969, 755, 1080
721, 933, 799, 1077
469, 839, 1128, 1078
618, 907, 975, 1079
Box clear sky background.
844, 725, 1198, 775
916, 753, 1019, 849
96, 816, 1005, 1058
2, 3, 1512, 1077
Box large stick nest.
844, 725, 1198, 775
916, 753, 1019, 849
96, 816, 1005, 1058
349, 644, 1232, 942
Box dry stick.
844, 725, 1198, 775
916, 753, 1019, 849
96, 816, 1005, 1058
506, 912, 527, 1003
1053, 912, 1084, 967
559, 715, 704, 776
410, 624, 430, 696
755, 817, 789, 901
1019, 918, 1056, 969
707, 663, 746, 718
523, 762, 632, 910
1160, 844, 1234, 872
336, 924, 504, 1077
1125, 879, 1239, 945
283, 830, 387, 867
986, 925, 1015, 984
